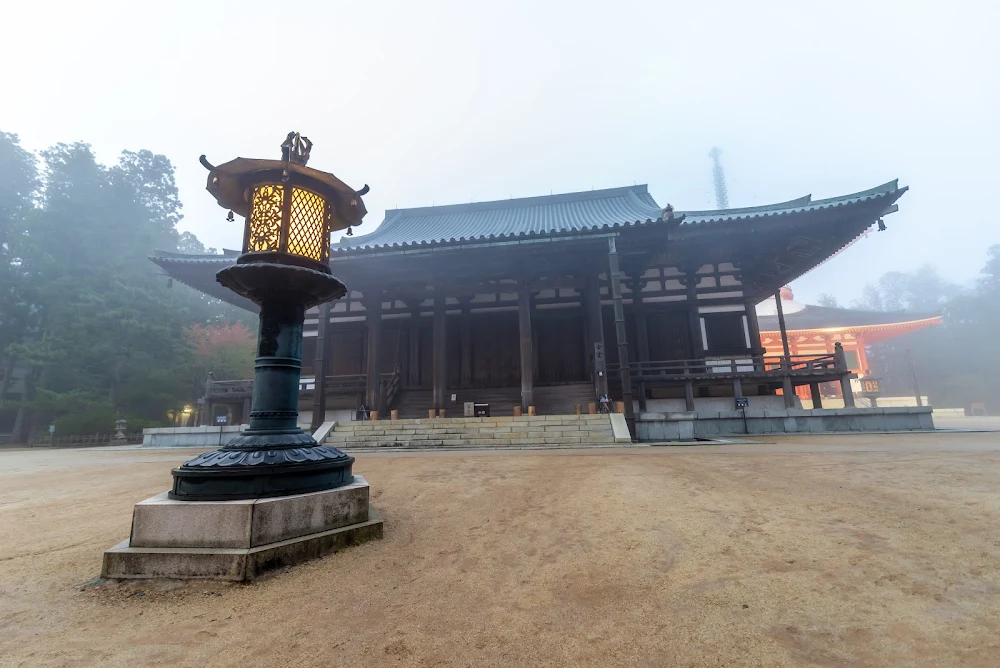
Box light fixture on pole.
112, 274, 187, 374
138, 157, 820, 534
170, 133, 370, 501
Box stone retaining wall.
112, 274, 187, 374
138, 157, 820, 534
637, 407, 935, 441
142, 425, 247, 448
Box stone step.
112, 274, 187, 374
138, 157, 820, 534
325, 414, 616, 449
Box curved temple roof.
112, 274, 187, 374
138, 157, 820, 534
338, 185, 665, 251
334, 180, 906, 252
150, 179, 907, 310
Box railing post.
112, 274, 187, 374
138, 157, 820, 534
781, 357, 795, 409
841, 375, 857, 407
833, 341, 848, 371
810, 382, 823, 409
835, 343, 856, 407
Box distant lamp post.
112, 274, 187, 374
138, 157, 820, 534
113, 417, 128, 443
169, 133, 369, 501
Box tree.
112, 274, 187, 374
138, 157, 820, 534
0, 133, 246, 436
184, 322, 256, 398
852, 265, 956, 313
858, 252, 1000, 412
817, 293, 840, 308
0, 132, 40, 400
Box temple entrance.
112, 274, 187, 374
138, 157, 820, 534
536, 312, 586, 383
331, 327, 365, 375
470, 312, 520, 387
647, 310, 692, 361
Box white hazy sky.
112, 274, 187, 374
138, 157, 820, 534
3, 0, 998, 303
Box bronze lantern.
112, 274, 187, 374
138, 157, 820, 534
169, 133, 369, 501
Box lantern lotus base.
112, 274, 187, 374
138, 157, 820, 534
169, 434, 356, 502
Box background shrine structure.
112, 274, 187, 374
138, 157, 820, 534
154, 180, 909, 434
757, 287, 942, 407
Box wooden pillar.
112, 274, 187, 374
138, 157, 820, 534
432, 299, 447, 411
407, 309, 421, 387
632, 275, 650, 363
744, 291, 764, 369
855, 334, 870, 375
531, 308, 540, 382
782, 375, 796, 408
684, 379, 696, 412
365, 294, 382, 410
460, 301, 472, 387
608, 237, 635, 435
733, 377, 743, 400
775, 290, 795, 408
310, 302, 331, 432
774, 290, 791, 360
585, 271, 607, 398
686, 273, 705, 357
518, 283, 534, 412
632, 273, 649, 412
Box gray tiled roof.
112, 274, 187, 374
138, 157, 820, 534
337, 185, 665, 250
334, 180, 905, 251
679, 180, 905, 225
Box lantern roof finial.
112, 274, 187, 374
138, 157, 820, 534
281, 132, 312, 166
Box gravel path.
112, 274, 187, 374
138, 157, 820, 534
1, 432, 998, 667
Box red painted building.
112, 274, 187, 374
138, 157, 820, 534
757, 287, 941, 401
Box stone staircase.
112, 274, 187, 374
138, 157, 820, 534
325, 414, 618, 449
390, 382, 597, 419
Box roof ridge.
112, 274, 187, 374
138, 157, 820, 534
678, 194, 813, 217
386, 184, 651, 216
809, 179, 899, 205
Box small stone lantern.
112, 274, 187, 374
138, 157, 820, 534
113, 417, 127, 442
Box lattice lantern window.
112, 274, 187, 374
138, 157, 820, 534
245, 181, 331, 262
201, 132, 369, 268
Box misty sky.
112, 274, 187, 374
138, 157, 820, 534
3, 0, 997, 304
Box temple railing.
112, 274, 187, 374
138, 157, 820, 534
608, 352, 842, 379
206, 374, 371, 400
380, 365, 402, 414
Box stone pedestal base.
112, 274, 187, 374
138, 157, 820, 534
102, 475, 382, 581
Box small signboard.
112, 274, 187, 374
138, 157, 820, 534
860, 378, 882, 396
474, 403, 490, 417
464, 401, 475, 417
735, 397, 749, 408
215, 415, 228, 425
593, 342, 605, 367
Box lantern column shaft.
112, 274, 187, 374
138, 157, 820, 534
245, 301, 306, 433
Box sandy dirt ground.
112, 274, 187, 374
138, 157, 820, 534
1, 433, 999, 667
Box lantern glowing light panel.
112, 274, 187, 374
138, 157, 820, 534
246, 183, 329, 262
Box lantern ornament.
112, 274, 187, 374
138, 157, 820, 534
169, 133, 369, 502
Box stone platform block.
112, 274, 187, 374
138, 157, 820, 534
251, 477, 370, 547
130, 494, 254, 549
103, 510, 383, 581
103, 477, 380, 581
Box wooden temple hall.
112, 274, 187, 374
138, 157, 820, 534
153, 180, 908, 431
